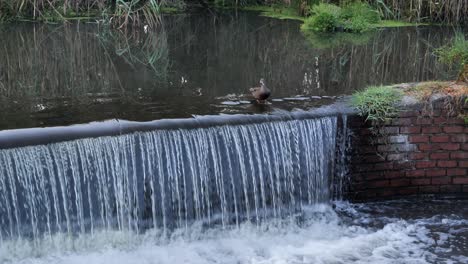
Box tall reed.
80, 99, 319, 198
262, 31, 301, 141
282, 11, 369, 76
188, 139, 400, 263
0, 0, 162, 26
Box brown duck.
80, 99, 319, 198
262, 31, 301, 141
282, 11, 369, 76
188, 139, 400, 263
249, 78, 271, 103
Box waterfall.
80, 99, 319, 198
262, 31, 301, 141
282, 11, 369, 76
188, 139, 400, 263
0, 115, 348, 242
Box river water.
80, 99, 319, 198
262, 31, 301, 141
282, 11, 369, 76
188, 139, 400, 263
0, 12, 458, 130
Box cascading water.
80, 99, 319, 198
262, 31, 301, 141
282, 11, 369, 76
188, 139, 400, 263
0, 114, 466, 264
0, 116, 347, 243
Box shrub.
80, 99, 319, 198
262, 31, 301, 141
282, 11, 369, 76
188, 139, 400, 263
303, 2, 381, 33
311, 3, 342, 18
341, 2, 380, 24
342, 15, 370, 33
303, 12, 339, 32
352, 86, 403, 122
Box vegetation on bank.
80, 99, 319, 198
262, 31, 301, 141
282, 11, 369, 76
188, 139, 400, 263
301, 2, 380, 33
435, 33, 468, 83
352, 81, 468, 126
1, 0, 467, 26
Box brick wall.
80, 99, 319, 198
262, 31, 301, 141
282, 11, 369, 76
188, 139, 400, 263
348, 99, 467, 200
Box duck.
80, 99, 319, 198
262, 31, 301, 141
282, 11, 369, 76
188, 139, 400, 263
249, 78, 271, 103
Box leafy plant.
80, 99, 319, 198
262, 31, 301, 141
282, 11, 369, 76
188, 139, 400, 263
302, 2, 380, 33
352, 86, 403, 122
341, 2, 380, 24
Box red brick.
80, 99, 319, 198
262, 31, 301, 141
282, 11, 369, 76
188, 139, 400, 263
361, 172, 384, 180
369, 180, 390, 188
392, 118, 412, 126
406, 170, 425, 177
460, 161, 468, 168
431, 136, 449, 143
399, 111, 420, 118
426, 169, 446, 177
431, 177, 451, 185
451, 135, 467, 143
409, 153, 428, 160
391, 179, 410, 187
439, 143, 460, 151
411, 178, 431, 185
394, 161, 415, 170
422, 127, 441, 134
453, 177, 468, 184
451, 152, 468, 159
447, 168, 467, 176
416, 161, 436, 169
414, 118, 432, 125
385, 171, 404, 179
433, 117, 449, 124
400, 126, 421, 134
409, 135, 430, 143
463, 185, 468, 193
430, 153, 449, 160
463, 144, 468, 151
443, 126, 464, 133
437, 160, 457, 168
418, 144, 440, 151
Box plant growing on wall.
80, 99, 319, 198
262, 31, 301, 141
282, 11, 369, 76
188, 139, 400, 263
351, 85, 403, 122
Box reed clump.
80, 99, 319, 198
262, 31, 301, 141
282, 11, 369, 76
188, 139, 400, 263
0, 0, 163, 27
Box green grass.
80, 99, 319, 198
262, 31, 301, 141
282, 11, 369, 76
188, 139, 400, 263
352, 86, 403, 122
160, 7, 184, 14
376, 20, 429, 28
239, 5, 304, 21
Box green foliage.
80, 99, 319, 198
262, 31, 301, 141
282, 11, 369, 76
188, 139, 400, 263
302, 2, 380, 33
435, 33, 468, 66
341, 2, 380, 24
435, 32, 468, 82
301, 4, 341, 32
352, 86, 403, 122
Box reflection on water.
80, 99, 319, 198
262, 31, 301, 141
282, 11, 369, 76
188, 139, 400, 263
0, 12, 458, 129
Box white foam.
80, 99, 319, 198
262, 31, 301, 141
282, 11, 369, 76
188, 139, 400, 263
0, 204, 442, 264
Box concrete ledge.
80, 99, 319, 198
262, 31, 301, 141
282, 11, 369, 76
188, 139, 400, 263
0, 100, 356, 149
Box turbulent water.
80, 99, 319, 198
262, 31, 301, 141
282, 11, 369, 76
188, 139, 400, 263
1, 200, 467, 264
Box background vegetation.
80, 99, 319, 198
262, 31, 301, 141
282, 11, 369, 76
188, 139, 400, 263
435, 32, 468, 83
1, 0, 467, 24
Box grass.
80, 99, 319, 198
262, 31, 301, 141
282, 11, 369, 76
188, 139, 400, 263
352, 86, 403, 122
237, 5, 304, 21
375, 20, 429, 27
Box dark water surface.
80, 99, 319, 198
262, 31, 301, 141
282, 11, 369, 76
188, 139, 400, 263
0, 12, 459, 130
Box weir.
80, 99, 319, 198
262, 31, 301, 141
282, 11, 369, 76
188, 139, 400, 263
0, 111, 350, 243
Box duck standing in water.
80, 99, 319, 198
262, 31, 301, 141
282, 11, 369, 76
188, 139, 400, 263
249, 78, 271, 104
